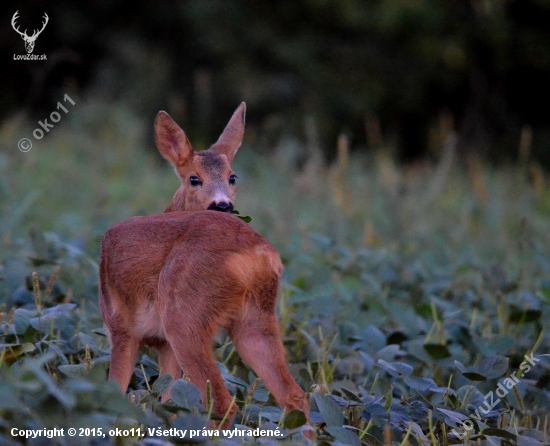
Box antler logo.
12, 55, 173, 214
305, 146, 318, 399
11, 11, 49, 54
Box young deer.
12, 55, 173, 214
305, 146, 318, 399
99, 104, 309, 427
156, 103, 246, 214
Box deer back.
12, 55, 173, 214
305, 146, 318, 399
99, 211, 282, 342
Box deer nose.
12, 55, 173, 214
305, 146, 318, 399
208, 202, 234, 213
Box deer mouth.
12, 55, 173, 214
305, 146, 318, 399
207, 202, 234, 213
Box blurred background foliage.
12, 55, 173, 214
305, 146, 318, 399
1, 0, 549, 165
1, 1, 550, 444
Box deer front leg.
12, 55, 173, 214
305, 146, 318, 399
107, 324, 141, 393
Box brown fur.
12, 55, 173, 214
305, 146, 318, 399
99, 104, 309, 429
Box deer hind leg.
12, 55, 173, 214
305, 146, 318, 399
229, 275, 309, 417
159, 298, 235, 425
158, 343, 182, 403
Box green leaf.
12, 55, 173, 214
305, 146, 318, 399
340, 387, 363, 402
11, 309, 37, 335
424, 343, 451, 359
390, 361, 413, 376
481, 428, 517, 441
260, 406, 283, 422
281, 409, 307, 429
361, 433, 385, 446
327, 426, 361, 446
26, 358, 76, 409
517, 435, 546, 446
0, 384, 23, 410
437, 408, 469, 424
313, 393, 344, 427
404, 376, 437, 393
478, 355, 509, 380
231, 210, 252, 223
30, 304, 77, 332
509, 306, 542, 323
169, 379, 202, 409
462, 372, 487, 382
152, 373, 173, 396
91, 328, 107, 337
454, 360, 467, 373
58, 364, 89, 378
376, 359, 399, 376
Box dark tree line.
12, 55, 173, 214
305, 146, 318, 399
2, 0, 549, 165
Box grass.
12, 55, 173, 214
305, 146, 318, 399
0, 99, 549, 445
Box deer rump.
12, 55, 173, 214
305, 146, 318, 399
100, 210, 281, 344
98, 211, 288, 399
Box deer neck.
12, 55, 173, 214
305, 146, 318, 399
165, 186, 186, 212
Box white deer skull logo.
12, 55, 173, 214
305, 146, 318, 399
11, 11, 49, 54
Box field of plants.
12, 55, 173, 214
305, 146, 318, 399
0, 102, 549, 445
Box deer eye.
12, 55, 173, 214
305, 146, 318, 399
229, 175, 237, 185
189, 176, 201, 187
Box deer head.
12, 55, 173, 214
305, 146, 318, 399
12, 11, 49, 54
155, 103, 246, 213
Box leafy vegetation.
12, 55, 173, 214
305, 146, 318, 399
1, 104, 549, 445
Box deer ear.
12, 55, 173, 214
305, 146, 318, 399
155, 111, 193, 167
210, 102, 246, 164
